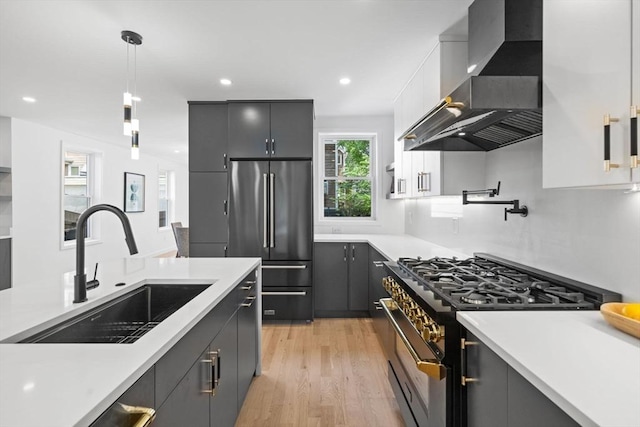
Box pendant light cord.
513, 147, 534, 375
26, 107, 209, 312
126, 37, 130, 94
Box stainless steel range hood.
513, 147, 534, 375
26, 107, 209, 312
402, 0, 542, 152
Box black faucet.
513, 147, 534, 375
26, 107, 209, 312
74, 204, 138, 303
462, 181, 529, 221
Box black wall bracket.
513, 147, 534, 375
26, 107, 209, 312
462, 181, 528, 221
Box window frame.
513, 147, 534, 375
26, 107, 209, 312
317, 132, 378, 222
158, 169, 175, 231
60, 144, 103, 250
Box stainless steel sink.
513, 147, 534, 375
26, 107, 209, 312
19, 284, 211, 344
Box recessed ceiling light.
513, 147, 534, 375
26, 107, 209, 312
22, 96, 36, 103
339, 77, 351, 85
220, 78, 232, 86
174, 150, 181, 153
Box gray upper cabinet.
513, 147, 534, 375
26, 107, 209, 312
228, 101, 313, 159
189, 102, 229, 172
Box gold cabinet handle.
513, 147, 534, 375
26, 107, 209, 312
631, 106, 639, 168
604, 114, 621, 171
115, 404, 156, 427
460, 338, 479, 386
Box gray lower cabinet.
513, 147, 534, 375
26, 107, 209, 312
0, 238, 10, 290
313, 242, 368, 316
464, 330, 579, 427
237, 279, 258, 410
210, 313, 239, 427
368, 246, 390, 349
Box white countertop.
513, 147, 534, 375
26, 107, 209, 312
314, 233, 471, 261
458, 311, 640, 427
0, 257, 261, 427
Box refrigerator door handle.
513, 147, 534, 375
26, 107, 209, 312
269, 173, 275, 247
263, 173, 268, 248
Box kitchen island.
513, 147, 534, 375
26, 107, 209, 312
0, 256, 261, 427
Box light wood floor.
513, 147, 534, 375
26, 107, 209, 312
236, 318, 404, 427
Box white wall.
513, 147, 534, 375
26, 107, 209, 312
404, 137, 640, 301
10, 118, 188, 286
314, 115, 404, 235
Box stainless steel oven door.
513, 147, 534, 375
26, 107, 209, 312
381, 298, 448, 427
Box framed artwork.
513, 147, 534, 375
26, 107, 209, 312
124, 172, 145, 213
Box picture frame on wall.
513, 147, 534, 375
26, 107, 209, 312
124, 172, 145, 213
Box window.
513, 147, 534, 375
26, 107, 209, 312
158, 170, 173, 228
62, 151, 93, 242
320, 134, 375, 219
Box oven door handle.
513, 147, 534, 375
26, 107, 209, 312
380, 298, 447, 380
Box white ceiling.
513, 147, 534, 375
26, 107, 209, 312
0, 0, 471, 163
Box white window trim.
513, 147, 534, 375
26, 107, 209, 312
158, 169, 175, 231
60, 143, 104, 250
316, 132, 378, 223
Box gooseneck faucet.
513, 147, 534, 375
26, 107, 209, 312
74, 204, 138, 303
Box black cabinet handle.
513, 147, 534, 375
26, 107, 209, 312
271, 138, 275, 155
351, 245, 355, 262
265, 139, 269, 155
223, 200, 228, 215
631, 106, 639, 169
343, 245, 347, 262
604, 114, 621, 172
223, 153, 227, 169
460, 338, 479, 386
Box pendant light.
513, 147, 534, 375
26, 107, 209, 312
121, 30, 142, 159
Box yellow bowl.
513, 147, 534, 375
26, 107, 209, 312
600, 303, 640, 339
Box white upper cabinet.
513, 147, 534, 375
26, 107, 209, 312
543, 0, 640, 188
392, 39, 483, 199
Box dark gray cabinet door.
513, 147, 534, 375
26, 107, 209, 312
270, 102, 313, 158
269, 160, 312, 260
368, 246, 389, 347
313, 242, 348, 312
210, 313, 239, 427
237, 290, 257, 411
228, 102, 270, 159
153, 347, 210, 427
189, 103, 228, 172
0, 238, 10, 290
348, 243, 369, 311
227, 161, 269, 258
189, 172, 228, 244
507, 366, 579, 427
465, 331, 508, 427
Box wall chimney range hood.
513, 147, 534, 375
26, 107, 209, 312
401, 0, 542, 152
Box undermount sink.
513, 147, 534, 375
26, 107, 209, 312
18, 284, 211, 344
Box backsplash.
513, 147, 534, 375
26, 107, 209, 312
404, 137, 640, 301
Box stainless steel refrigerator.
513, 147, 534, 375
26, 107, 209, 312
228, 160, 313, 320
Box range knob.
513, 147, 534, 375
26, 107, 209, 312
423, 323, 444, 343
414, 315, 429, 331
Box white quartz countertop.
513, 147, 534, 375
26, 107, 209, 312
314, 233, 471, 261
458, 311, 640, 427
0, 257, 261, 427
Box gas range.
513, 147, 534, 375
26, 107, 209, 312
394, 253, 620, 311
379, 253, 622, 427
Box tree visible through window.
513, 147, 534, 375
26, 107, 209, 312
322, 137, 372, 217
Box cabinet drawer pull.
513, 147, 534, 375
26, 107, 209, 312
374, 301, 383, 310
604, 114, 621, 171
261, 291, 307, 296
261, 265, 307, 270
241, 285, 253, 291
631, 106, 639, 168
373, 261, 384, 267
460, 338, 479, 387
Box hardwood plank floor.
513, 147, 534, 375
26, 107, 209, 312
236, 318, 404, 427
